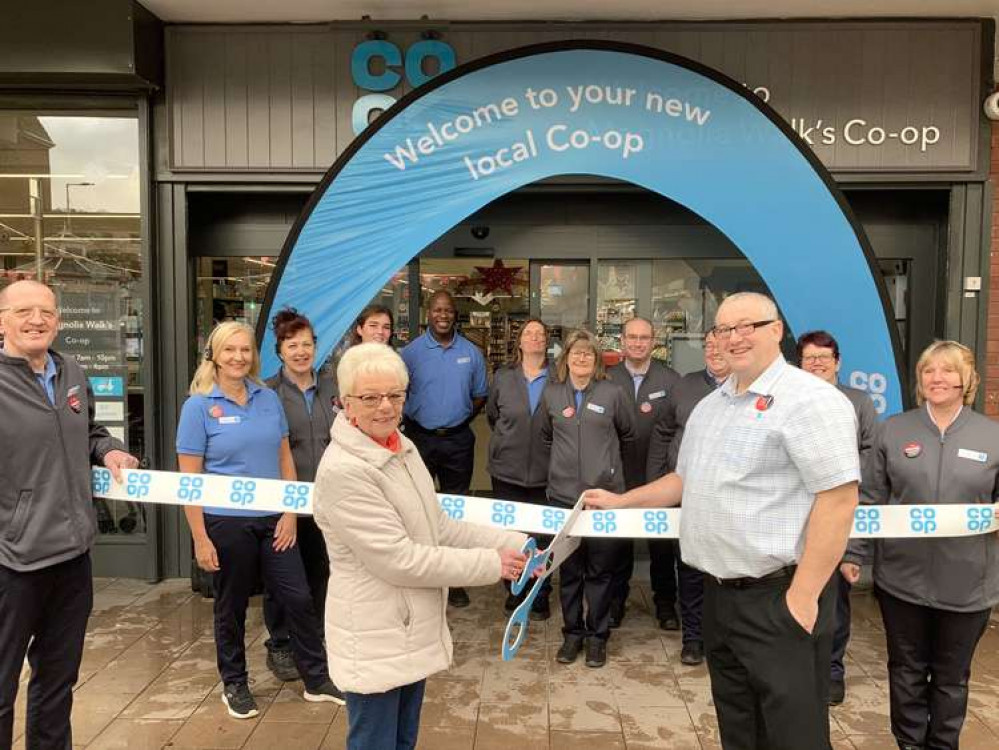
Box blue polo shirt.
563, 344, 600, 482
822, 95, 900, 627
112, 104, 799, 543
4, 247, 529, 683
526, 369, 548, 415
400, 331, 488, 429
176, 380, 289, 517
37, 354, 57, 405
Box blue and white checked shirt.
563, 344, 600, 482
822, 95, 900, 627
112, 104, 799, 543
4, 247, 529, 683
676, 354, 860, 579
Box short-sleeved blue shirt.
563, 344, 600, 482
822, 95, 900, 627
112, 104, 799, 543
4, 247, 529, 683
400, 331, 488, 430
176, 380, 289, 517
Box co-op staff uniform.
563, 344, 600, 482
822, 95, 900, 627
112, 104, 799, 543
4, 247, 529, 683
262, 367, 339, 651
400, 330, 488, 495
607, 359, 680, 619
830, 383, 879, 690
176, 381, 332, 694
540, 378, 636, 642
487, 361, 553, 605
844, 405, 999, 750
0, 349, 125, 749
645, 367, 722, 647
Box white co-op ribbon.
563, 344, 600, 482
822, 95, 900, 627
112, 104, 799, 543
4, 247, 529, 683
91, 468, 998, 540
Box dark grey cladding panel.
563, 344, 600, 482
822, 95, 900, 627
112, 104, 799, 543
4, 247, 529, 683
166, 21, 983, 173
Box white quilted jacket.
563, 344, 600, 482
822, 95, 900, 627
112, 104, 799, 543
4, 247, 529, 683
313, 413, 526, 694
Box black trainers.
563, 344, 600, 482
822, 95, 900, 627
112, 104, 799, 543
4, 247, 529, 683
608, 600, 625, 629
529, 596, 551, 622
303, 679, 346, 706
829, 678, 846, 706
585, 637, 607, 668
448, 587, 470, 608
222, 682, 259, 719
556, 635, 585, 664
265, 648, 300, 682
680, 641, 704, 665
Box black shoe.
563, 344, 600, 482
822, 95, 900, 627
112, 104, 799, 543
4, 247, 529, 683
584, 638, 607, 668
265, 648, 300, 682
829, 679, 846, 706
556, 636, 585, 664
504, 591, 520, 613
608, 600, 625, 629
448, 587, 470, 608
529, 596, 551, 622
222, 682, 259, 719
680, 641, 704, 665
303, 679, 346, 706
659, 614, 680, 631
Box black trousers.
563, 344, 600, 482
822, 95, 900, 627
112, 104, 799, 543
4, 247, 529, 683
830, 572, 852, 681
875, 587, 991, 750
404, 424, 475, 496
560, 537, 628, 641
491, 478, 552, 600
205, 514, 329, 690
650, 540, 705, 643
263, 515, 329, 652
0, 553, 92, 750
703, 574, 836, 750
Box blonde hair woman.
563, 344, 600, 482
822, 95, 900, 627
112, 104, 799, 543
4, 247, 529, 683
842, 340, 999, 749
176, 322, 342, 719
313, 343, 529, 750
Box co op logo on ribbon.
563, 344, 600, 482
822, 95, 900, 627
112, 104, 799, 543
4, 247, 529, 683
92, 468, 998, 540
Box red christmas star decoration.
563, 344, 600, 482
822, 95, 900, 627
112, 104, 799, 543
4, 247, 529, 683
474, 259, 524, 296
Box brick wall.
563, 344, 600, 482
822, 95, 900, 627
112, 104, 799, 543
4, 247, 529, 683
987, 122, 999, 416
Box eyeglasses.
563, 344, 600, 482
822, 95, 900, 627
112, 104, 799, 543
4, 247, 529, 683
568, 349, 596, 360
710, 320, 775, 340
801, 353, 836, 364
348, 391, 406, 408
0, 306, 58, 321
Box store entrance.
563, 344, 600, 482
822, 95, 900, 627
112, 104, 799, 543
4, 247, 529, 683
186, 184, 945, 497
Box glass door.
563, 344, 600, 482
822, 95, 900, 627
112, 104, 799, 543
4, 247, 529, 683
531, 261, 590, 359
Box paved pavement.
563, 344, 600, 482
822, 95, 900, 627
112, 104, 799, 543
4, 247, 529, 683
11, 577, 999, 749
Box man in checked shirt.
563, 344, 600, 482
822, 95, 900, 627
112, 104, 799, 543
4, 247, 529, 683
586, 292, 860, 750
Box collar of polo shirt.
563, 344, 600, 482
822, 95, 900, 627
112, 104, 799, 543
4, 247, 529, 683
720, 353, 786, 398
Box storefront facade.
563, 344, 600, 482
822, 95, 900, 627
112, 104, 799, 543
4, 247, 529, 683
1, 2, 995, 579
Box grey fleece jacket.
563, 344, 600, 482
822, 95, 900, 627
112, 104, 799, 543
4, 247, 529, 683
539, 378, 636, 507
0, 349, 123, 571
844, 406, 999, 612
606, 360, 680, 489
485, 362, 552, 489
265, 368, 338, 483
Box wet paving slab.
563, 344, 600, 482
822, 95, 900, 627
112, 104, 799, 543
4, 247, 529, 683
9, 581, 999, 749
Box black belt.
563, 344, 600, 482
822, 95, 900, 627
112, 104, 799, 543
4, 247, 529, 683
712, 565, 797, 589
402, 418, 470, 438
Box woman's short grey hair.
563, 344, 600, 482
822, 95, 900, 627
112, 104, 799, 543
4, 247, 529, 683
337, 342, 409, 396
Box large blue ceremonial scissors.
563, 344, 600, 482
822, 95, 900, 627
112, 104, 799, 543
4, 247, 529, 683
501, 495, 585, 660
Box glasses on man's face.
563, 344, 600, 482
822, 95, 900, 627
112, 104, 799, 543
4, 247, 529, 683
0, 306, 58, 322
569, 349, 596, 360
801, 353, 836, 364
349, 391, 406, 408
710, 319, 775, 340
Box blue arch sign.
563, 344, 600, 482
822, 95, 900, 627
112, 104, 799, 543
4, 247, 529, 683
260, 41, 904, 416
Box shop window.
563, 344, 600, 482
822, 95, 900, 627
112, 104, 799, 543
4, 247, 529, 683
419, 257, 530, 370
0, 113, 145, 537
195, 256, 411, 375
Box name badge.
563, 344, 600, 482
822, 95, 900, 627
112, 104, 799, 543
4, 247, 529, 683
586, 403, 606, 414
648, 390, 667, 400
219, 416, 242, 425
958, 448, 988, 463
456, 356, 471, 364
